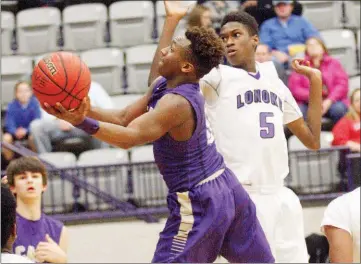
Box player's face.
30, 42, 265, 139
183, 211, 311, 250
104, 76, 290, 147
16, 83, 32, 104
159, 38, 195, 78
274, 3, 293, 19
352, 90, 360, 115
11, 171, 46, 200
220, 22, 259, 68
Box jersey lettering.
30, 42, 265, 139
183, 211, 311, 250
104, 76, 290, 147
237, 89, 283, 112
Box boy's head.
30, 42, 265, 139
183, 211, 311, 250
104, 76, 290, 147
220, 11, 259, 68
158, 27, 224, 80
1, 183, 17, 250
6, 157, 48, 199
14, 81, 32, 105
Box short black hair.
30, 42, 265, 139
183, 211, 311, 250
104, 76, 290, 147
221, 11, 259, 36
185, 27, 224, 79
1, 183, 17, 249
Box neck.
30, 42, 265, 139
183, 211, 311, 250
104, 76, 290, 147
234, 59, 257, 73
166, 76, 198, 89
16, 196, 42, 221
279, 16, 290, 23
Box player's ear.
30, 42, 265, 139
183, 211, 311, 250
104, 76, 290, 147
252, 35, 259, 50
181, 62, 194, 74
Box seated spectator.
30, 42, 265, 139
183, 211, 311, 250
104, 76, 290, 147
30, 81, 113, 154
255, 43, 287, 84
332, 88, 360, 152
187, 5, 213, 29
259, 0, 319, 66
288, 37, 349, 124
2, 81, 41, 163
240, 0, 303, 27
203, 1, 240, 32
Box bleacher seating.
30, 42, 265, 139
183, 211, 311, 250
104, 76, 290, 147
111, 94, 142, 109
63, 3, 107, 51
130, 145, 168, 207
1, 11, 15, 55
80, 48, 124, 95
287, 132, 341, 194
320, 29, 358, 76
126, 44, 157, 93
302, 1, 343, 31
349, 75, 360, 96
16, 7, 61, 55
109, 1, 153, 48
344, 0, 360, 29
1, 55, 33, 106
77, 148, 129, 209
39, 152, 77, 213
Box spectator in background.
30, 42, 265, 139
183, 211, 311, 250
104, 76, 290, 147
259, 0, 319, 66
2, 81, 40, 163
30, 81, 113, 153
4, 157, 68, 263
203, 1, 240, 31
240, 0, 303, 27
187, 5, 213, 29
255, 43, 287, 84
288, 37, 349, 124
332, 88, 360, 152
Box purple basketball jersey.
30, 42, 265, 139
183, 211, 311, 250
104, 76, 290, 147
148, 77, 225, 192
13, 213, 63, 261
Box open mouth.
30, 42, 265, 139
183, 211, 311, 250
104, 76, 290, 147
227, 49, 237, 56
27, 187, 35, 191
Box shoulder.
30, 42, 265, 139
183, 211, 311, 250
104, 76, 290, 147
42, 214, 64, 229
258, 61, 278, 76
261, 17, 277, 27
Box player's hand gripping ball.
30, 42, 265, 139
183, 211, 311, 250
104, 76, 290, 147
31, 51, 91, 110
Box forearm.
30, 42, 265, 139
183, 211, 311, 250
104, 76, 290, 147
148, 16, 181, 86
305, 72, 323, 146
87, 108, 126, 126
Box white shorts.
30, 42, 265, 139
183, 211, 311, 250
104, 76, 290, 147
245, 185, 309, 263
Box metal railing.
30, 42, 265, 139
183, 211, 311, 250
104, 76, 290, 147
1, 142, 359, 223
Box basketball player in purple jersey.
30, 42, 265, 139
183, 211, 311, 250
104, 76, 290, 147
4, 157, 68, 263
43, 1, 274, 262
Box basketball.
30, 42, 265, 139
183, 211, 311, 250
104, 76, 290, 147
32, 51, 91, 110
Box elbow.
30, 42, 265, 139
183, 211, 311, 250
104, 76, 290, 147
308, 140, 320, 151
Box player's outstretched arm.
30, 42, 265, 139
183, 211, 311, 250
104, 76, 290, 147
323, 226, 353, 263
286, 59, 322, 150
148, 1, 189, 86
43, 94, 192, 149
86, 76, 162, 127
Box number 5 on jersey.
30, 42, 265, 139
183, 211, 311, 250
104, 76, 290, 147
260, 112, 275, 138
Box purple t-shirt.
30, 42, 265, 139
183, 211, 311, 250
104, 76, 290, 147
148, 77, 225, 192
13, 213, 63, 261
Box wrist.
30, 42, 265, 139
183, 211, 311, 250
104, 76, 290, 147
75, 117, 100, 135
165, 15, 182, 22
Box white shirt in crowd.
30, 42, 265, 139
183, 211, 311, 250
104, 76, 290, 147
321, 187, 360, 263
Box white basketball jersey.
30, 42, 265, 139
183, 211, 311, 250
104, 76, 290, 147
201, 62, 302, 187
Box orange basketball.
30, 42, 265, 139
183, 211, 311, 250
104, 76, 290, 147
32, 51, 91, 110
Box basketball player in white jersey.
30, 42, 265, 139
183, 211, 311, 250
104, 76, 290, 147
321, 187, 360, 263
198, 12, 323, 263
